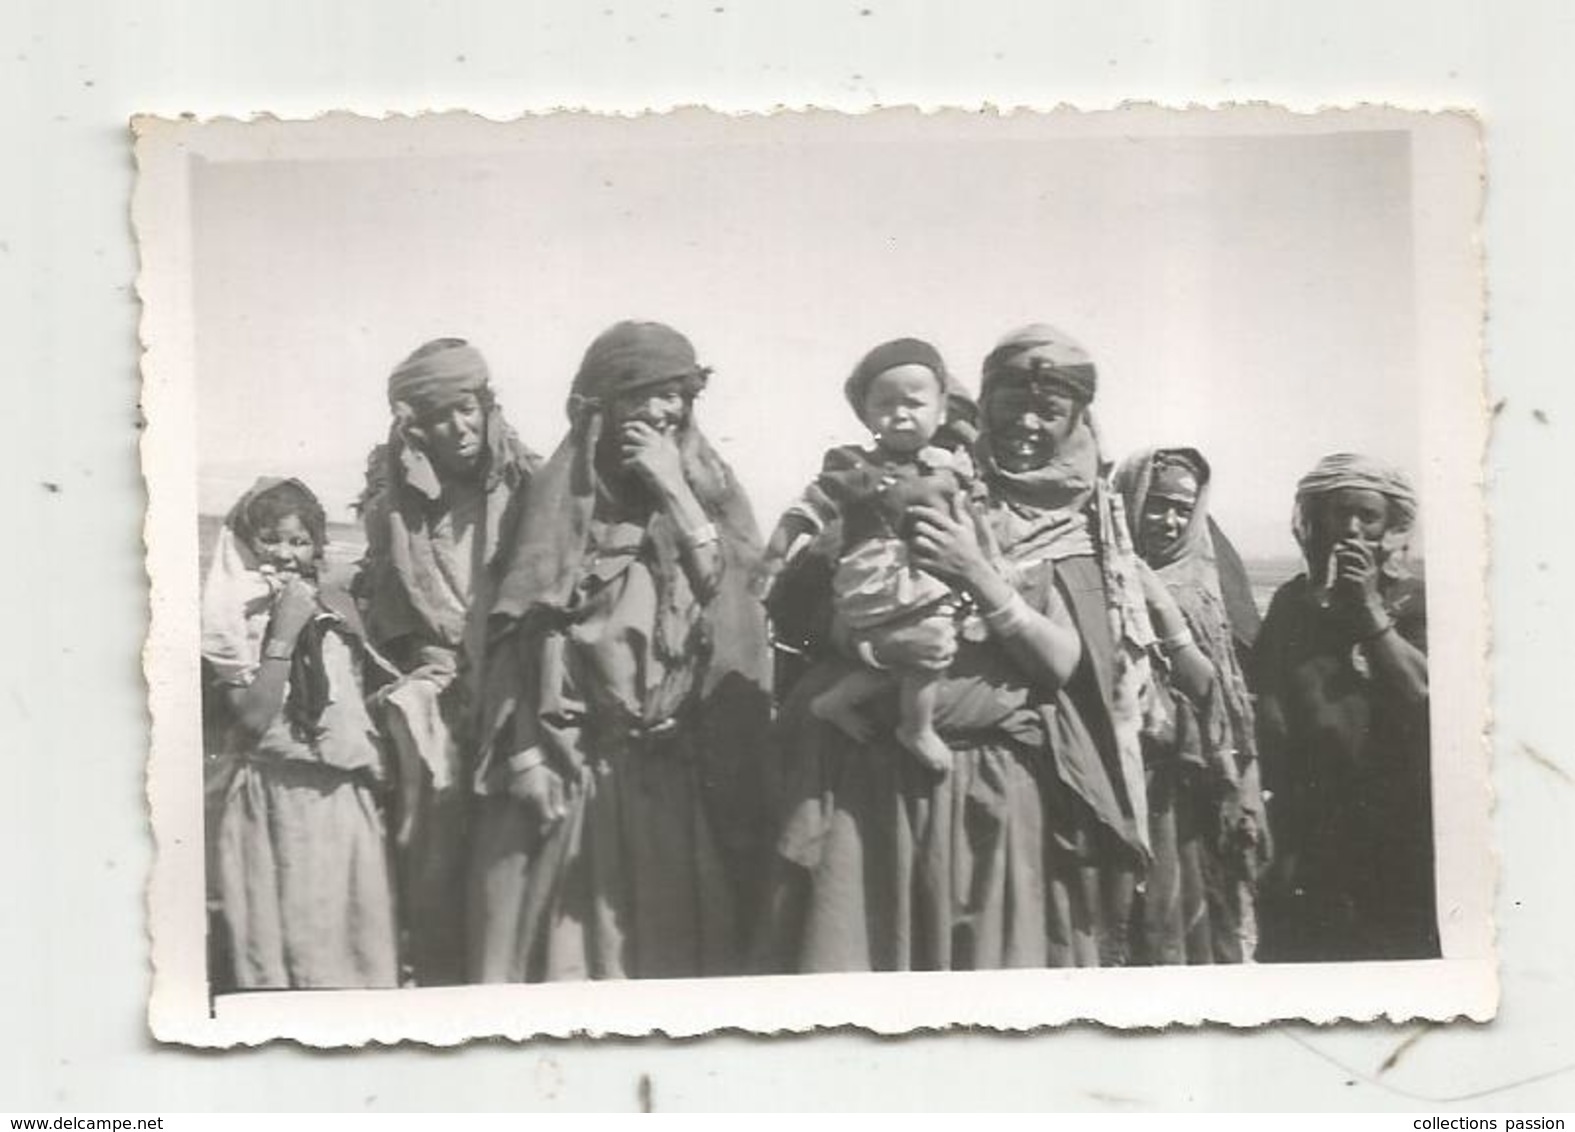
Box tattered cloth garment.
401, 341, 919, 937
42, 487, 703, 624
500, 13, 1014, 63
1114, 447, 1271, 962
356, 339, 540, 985
470, 322, 772, 981
975, 408, 1158, 863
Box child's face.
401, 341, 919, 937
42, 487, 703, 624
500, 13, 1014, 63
248, 513, 319, 577
861, 364, 945, 455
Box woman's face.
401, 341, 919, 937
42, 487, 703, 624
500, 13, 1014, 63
248, 512, 319, 577
1138, 464, 1200, 560
407, 392, 487, 479
608, 379, 689, 436
985, 377, 1082, 473
1310, 486, 1391, 556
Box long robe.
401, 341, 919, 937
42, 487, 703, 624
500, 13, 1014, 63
204, 569, 399, 990
467, 360, 772, 980
762, 520, 1145, 973
1253, 573, 1438, 962
1114, 448, 1268, 965
356, 424, 536, 985
468, 507, 768, 980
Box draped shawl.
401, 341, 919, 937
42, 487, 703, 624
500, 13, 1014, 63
1113, 447, 1268, 862
474, 322, 771, 845
358, 409, 537, 656
974, 391, 1157, 860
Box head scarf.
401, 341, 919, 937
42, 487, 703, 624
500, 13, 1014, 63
981, 323, 1098, 403
485, 318, 764, 702
1115, 448, 1211, 568
361, 338, 538, 659
385, 339, 514, 503
976, 324, 1104, 550
491, 322, 729, 629
201, 478, 368, 736
1292, 452, 1419, 580
201, 477, 321, 687
1113, 447, 1261, 646
388, 338, 491, 414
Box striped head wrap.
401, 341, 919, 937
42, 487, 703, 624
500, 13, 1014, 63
388, 338, 491, 416
981, 323, 1098, 403
1292, 452, 1419, 577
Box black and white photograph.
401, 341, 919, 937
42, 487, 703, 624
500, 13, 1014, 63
135, 106, 1492, 1045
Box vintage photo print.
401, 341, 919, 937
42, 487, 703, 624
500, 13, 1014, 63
135, 106, 1492, 1046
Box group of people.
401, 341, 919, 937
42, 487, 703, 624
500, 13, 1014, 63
199, 321, 1438, 991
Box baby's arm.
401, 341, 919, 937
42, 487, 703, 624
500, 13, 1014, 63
767, 507, 820, 560
764, 465, 845, 576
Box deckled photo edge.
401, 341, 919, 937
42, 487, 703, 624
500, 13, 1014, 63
135, 105, 1494, 1047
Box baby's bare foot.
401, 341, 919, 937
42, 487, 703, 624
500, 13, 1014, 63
811, 690, 875, 742
895, 724, 953, 776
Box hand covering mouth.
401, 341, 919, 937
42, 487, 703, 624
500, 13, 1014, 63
1001, 428, 1049, 454
628, 417, 678, 434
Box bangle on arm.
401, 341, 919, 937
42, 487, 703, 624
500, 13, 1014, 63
1158, 627, 1196, 655
982, 591, 1034, 638
507, 747, 547, 776
678, 521, 719, 551
262, 637, 295, 662
1355, 614, 1396, 643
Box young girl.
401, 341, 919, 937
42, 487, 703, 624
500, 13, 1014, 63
764, 338, 978, 774
201, 477, 399, 989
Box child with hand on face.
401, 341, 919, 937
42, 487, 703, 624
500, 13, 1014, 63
763, 338, 980, 775
200, 477, 399, 989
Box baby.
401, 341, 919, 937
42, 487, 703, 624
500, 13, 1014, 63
765, 338, 978, 774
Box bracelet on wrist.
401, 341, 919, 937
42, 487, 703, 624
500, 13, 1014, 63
1158, 628, 1196, 654
679, 521, 719, 551
507, 747, 547, 776
981, 591, 1033, 638
261, 637, 295, 662
1355, 615, 1396, 644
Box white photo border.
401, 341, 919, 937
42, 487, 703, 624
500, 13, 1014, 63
136, 105, 1494, 1047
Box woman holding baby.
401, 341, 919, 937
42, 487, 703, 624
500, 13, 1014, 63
763, 326, 1194, 971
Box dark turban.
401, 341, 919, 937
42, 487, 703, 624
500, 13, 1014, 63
981, 323, 1098, 403
388, 338, 491, 416
568, 321, 710, 419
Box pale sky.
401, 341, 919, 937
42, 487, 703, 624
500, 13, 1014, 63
193, 120, 1418, 560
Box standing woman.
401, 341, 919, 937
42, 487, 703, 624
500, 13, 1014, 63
356, 338, 539, 986
1254, 454, 1436, 962
468, 321, 771, 981
766, 326, 1170, 971
1114, 448, 1269, 964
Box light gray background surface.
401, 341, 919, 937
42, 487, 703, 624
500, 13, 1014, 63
2, 0, 1569, 1112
